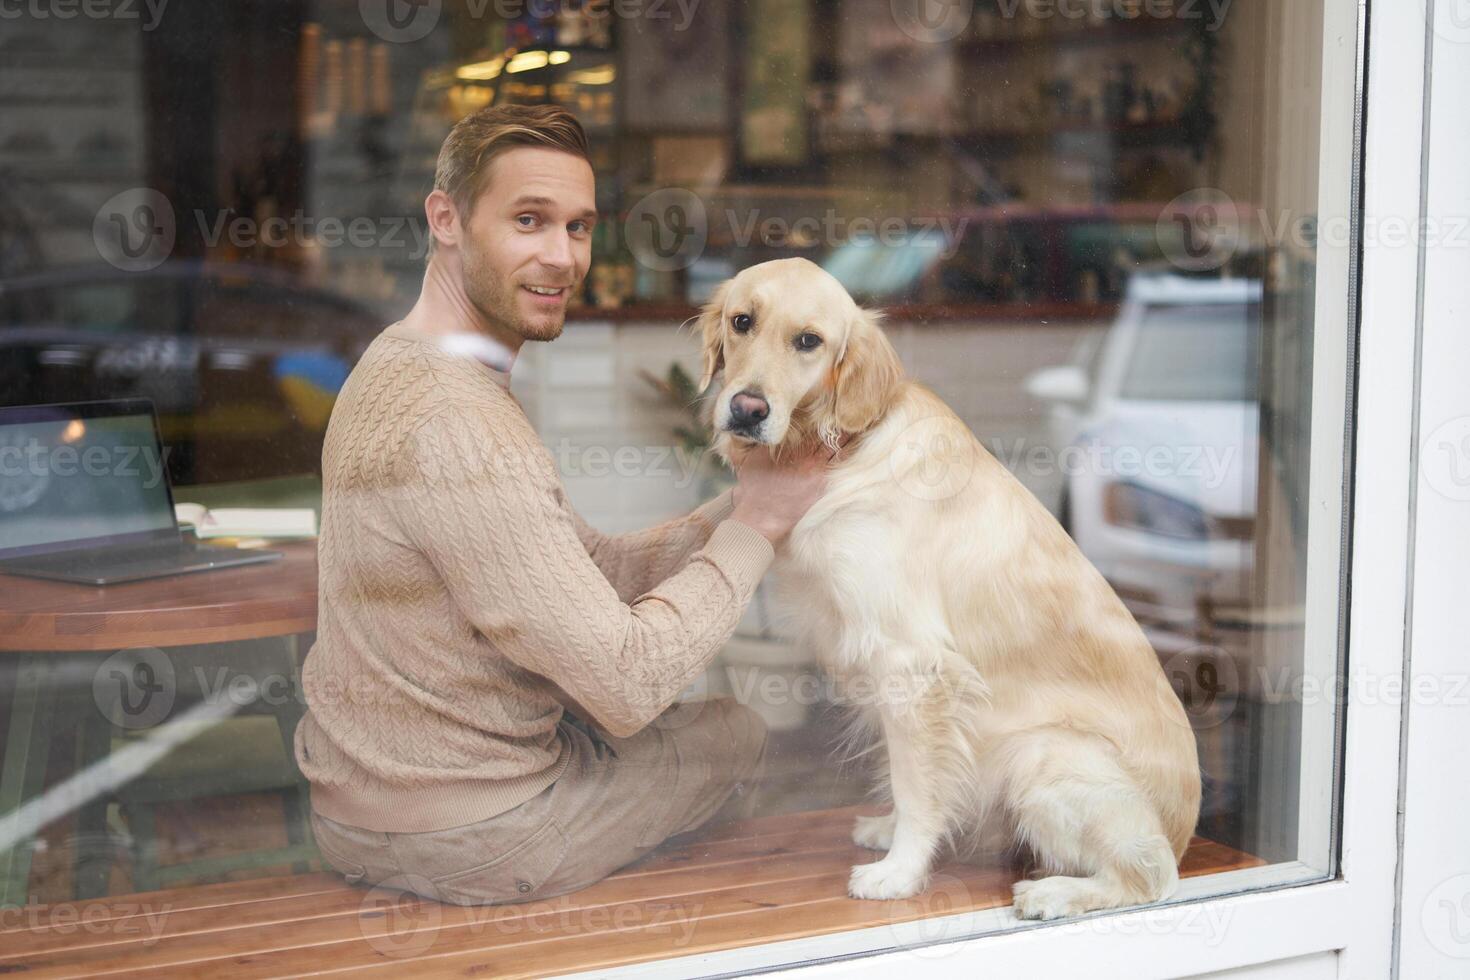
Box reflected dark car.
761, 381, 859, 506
0, 262, 385, 486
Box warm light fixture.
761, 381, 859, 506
456, 56, 505, 81
567, 66, 615, 86
506, 50, 549, 73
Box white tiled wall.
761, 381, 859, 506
515, 317, 1106, 533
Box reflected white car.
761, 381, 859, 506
1026, 274, 1262, 631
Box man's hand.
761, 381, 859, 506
728, 440, 833, 545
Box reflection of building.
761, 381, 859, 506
0, 16, 148, 273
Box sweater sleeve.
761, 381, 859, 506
392, 409, 773, 739
565, 488, 737, 604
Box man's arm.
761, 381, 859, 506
564, 488, 736, 604
393, 409, 772, 739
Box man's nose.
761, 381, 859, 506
540, 230, 575, 272
729, 390, 769, 427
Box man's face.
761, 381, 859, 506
458, 146, 597, 343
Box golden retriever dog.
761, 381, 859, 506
695, 258, 1201, 919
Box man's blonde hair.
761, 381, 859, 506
427, 103, 590, 257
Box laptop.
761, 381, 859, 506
0, 399, 282, 585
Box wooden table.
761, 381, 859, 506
0, 541, 318, 907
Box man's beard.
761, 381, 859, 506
461, 236, 566, 343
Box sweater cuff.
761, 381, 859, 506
691, 487, 736, 528
699, 518, 775, 589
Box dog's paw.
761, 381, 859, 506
1011, 876, 1098, 921
851, 813, 895, 852
848, 858, 928, 900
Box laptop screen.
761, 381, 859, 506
0, 402, 177, 558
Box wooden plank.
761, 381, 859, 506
2, 828, 1264, 980
7, 847, 873, 979
122, 841, 1261, 980
0, 815, 866, 961
2, 798, 1264, 980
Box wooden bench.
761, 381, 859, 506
0, 805, 1264, 978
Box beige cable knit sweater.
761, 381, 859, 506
295, 321, 775, 833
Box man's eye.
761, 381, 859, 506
732, 313, 752, 333
516, 214, 538, 228
796, 332, 823, 351
569, 220, 590, 234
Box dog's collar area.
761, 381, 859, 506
828, 431, 858, 461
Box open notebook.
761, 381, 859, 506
174, 503, 317, 540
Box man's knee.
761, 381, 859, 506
714, 697, 768, 778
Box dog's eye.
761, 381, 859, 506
795, 332, 823, 351
732, 313, 753, 333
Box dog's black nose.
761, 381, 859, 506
729, 390, 770, 428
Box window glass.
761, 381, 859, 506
0, 0, 1358, 971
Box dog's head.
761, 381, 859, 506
694, 258, 904, 456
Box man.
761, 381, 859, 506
294, 104, 830, 905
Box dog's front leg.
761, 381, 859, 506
848, 704, 943, 900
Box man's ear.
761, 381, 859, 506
831, 308, 904, 434
425, 188, 461, 252
695, 279, 732, 393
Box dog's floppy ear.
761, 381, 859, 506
695, 279, 732, 393
831, 307, 904, 434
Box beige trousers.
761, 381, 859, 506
310, 696, 769, 906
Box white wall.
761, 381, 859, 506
515, 317, 1105, 533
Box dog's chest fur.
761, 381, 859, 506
770, 472, 907, 681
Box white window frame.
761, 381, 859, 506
569, 2, 1457, 976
